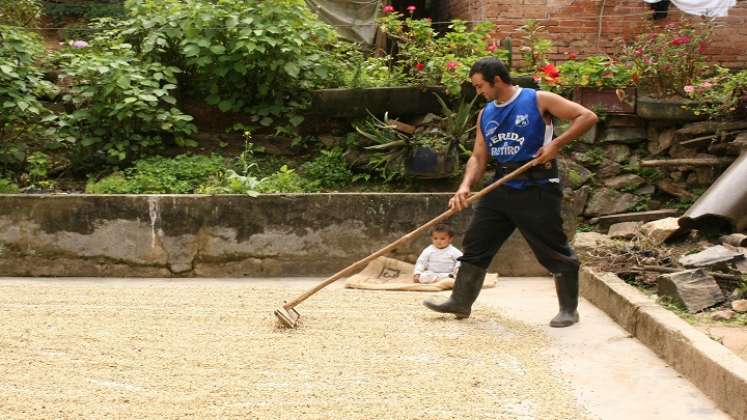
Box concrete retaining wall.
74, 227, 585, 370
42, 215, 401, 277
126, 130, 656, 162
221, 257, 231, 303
580, 267, 747, 420
0, 194, 576, 277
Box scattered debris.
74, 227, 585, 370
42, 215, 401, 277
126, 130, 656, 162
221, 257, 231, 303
640, 217, 680, 244
679, 245, 745, 268
657, 269, 725, 313
608, 221, 641, 240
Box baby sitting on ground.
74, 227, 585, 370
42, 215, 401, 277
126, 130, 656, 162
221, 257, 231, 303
413, 224, 463, 284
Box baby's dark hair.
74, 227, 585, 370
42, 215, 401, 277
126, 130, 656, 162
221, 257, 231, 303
431, 223, 455, 237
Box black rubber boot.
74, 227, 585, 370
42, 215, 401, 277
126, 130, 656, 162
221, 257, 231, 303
423, 262, 487, 319
550, 271, 580, 328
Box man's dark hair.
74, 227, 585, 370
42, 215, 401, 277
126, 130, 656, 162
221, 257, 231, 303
469, 57, 512, 86
431, 223, 455, 237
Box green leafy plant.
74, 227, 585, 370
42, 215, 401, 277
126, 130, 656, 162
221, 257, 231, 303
378, 9, 507, 95
301, 148, 353, 190
96, 0, 343, 130
54, 44, 196, 164
620, 19, 716, 97
86, 154, 224, 193
0, 0, 41, 27
0, 26, 59, 174
0, 177, 20, 193
26, 151, 50, 185
257, 165, 313, 193
43, 1, 125, 25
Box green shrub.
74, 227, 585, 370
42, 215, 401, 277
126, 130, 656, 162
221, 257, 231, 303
55, 45, 196, 164
43, 1, 125, 25
97, 0, 343, 127
301, 148, 353, 189
0, 0, 41, 27
0, 26, 59, 173
86, 154, 224, 193
257, 165, 313, 193
0, 177, 20, 193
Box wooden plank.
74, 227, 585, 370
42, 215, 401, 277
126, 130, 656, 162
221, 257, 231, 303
591, 209, 679, 228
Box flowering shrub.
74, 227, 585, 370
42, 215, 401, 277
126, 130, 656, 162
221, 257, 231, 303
516, 20, 553, 73
686, 67, 747, 118
539, 55, 634, 94
620, 20, 715, 97
378, 8, 507, 95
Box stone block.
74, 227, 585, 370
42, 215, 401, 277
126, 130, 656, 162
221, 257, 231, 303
657, 269, 725, 313
640, 217, 680, 244
603, 144, 631, 162
731, 300, 747, 313
608, 221, 641, 240
599, 126, 647, 144
602, 174, 645, 190
574, 232, 616, 253
679, 245, 745, 268
584, 188, 639, 217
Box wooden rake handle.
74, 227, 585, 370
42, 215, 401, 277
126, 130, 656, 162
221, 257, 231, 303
282, 159, 540, 310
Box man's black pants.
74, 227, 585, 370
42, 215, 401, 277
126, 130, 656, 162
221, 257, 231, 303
460, 183, 580, 274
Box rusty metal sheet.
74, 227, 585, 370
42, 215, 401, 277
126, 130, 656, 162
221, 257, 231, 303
679, 152, 747, 233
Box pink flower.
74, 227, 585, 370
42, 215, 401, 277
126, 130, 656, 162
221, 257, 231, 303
533, 76, 541, 83
486, 43, 497, 52
71, 40, 89, 49
634, 48, 644, 56
684, 85, 695, 93
383, 5, 395, 13
702, 81, 714, 88
446, 61, 459, 71
406, 4, 416, 13
415, 62, 425, 71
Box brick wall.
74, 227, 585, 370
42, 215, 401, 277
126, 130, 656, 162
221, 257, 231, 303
439, 0, 747, 68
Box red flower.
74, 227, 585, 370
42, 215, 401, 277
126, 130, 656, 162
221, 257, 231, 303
568, 53, 577, 60
540, 63, 560, 78
671, 35, 692, 46
383, 5, 395, 13
446, 61, 459, 71
634, 48, 644, 56
415, 62, 425, 71
406, 4, 416, 13
486, 43, 498, 52
698, 41, 707, 53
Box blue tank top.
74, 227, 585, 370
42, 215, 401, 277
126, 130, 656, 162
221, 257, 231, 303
479, 87, 556, 189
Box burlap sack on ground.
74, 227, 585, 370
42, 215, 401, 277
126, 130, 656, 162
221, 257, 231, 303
345, 256, 498, 291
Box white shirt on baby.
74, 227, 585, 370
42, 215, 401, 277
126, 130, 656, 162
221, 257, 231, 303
414, 244, 463, 276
